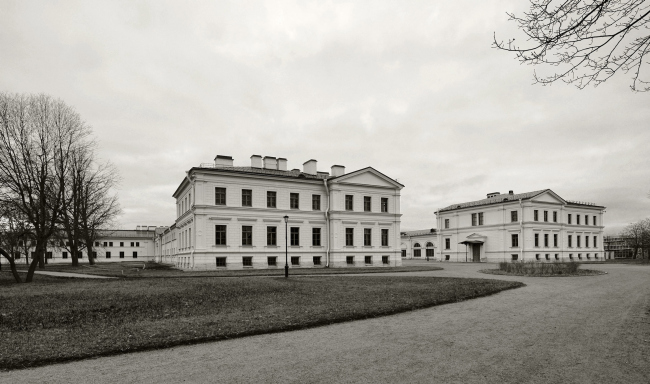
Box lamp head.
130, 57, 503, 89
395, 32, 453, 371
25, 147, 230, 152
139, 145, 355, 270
284, 215, 289, 223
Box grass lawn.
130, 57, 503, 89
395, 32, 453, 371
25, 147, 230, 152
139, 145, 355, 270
13, 261, 443, 278
0, 274, 523, 370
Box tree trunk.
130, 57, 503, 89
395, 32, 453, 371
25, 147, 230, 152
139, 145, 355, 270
0, 249, 23, 283
25, 255, 40, 283
71, 244, 79, 267
87, 242, 95, 265
36, 242, 45, 269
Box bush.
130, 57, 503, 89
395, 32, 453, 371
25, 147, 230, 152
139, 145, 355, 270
498, 261, 580, 276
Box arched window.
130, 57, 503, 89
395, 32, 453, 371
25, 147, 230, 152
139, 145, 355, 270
425, 242, 434, 257
413, 243, 421, 257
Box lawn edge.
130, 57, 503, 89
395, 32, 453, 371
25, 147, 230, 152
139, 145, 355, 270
479, 269, 606, 277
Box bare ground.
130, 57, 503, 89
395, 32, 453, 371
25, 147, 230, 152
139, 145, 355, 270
2, 262, 648, 383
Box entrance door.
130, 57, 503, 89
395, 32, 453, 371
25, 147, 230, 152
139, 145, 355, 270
472, 244, 481, 262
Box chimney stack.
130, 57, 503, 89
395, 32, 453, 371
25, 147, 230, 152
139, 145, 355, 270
263, 156, 277, 169
303, 159, 317, 175
277, 158, 287, 171
487, 192, 500, 198
214, 155, 234, 167
509, 190, 514, 195
250, 155, 262, 168
331, 165, 345, 177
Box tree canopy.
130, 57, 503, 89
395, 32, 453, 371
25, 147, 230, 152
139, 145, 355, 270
494, 0, 650, 91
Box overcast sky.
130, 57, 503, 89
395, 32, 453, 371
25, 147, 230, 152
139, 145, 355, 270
1, 0, 648, 234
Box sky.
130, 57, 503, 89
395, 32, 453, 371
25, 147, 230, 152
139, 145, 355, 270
0, 0, 648, 235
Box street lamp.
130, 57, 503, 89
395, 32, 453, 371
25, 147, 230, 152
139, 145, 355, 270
284, 215, 289, 278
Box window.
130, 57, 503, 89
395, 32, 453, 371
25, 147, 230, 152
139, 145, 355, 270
577, 215, 581, 225
131, 242, 134, 247
585, 236, 589, 248
133, 252, 138, 258
554, 234, 558, 247
267, 227, 277, 246
364, 196, 371, 212
345, 228, 354, 246
62, 252, 68, 259
291, 256, 300, 266
534, 233, 539, 247
534, 210, 539, 221
345, 195, 353, 211
535, 254, 540, 260
119, 251, 124, 258
472, 213, 484, 226
544, 234, 549, 247
401, 249, 406, 257
78, 251, 83, 259
593, 216, 597, 226
290, 227, 300, 246
103, 241, 108, 247
569, 254, 574, 260
215, 187, 226, 205
136, 242, 139, 247
120, 242, 124, 247
242, 226, 252, 246
106, 251, 112, 258
586, 253, 591, 260
593, 236, 597, 247
382, 255, 389, 264
45, 251, 53, 259
312, 195, 321, 210
346, 256, 354, 265
545, 254, 550, 261
585, 215, 588, 225
365, 255, 372, 265
472, 213, 477, 226
511, 254, 518, 261
555, 254, 559, 260
243, 257, 252, 267
479, 212, 484, 225
267, 256, 277, 266
426, 243, 434, 257
290, 193, 299, 209
312, 228, 321, 246
413, 243, 421, 257
544, 211, 548, 222
511, 234, 519, 247
445, 255, 451, 261
267, 191, 277, 208
94, 241, 99, 246
445, 238, 450, 249
568, 214, 572, 224
553, 211, 558, 222
242, 189, 252, 207
216, 257, 226, 267
215, 225, 227, 245
577, 235, 581, 248
313, 256, 321, 265
381, 198, 388, 213
511, 211, 518, 222
444, 219, 449, 229
364, 228, 372, 246
568, 235, 573, 247
381, 229, 389, 246
578, 254, 582, 260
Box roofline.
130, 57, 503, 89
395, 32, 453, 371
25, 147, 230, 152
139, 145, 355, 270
329, 166, 404, 188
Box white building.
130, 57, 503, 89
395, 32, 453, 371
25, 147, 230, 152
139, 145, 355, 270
435, 190, 606, 262
156, 154, 404, 270
400, 229, 437, 260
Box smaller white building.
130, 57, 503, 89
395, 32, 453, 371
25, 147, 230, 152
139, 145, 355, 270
400, 229, 437, 260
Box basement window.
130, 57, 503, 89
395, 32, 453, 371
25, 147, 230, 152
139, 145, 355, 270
216, 257, 226, 267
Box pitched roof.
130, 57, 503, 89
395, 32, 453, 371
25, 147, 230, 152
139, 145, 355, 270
193, 165, 329, 180
96, 229, 156, 239
437, 189, 548, 213
401, 229, 437, 237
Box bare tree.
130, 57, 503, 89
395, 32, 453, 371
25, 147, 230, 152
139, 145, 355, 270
0, 93, 91, 282
0, 204, 31, 283
621, 218, 650, 258
494, 1, 650, 91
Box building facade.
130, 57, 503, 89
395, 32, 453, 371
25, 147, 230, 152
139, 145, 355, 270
400, 229, 437, 260
435, 190, 606, 262
603, 236, 633, 259
156, 155, 404, 270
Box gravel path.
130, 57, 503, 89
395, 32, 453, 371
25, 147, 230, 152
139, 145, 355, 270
2, 263, 649, 383
33, 271, 117, 279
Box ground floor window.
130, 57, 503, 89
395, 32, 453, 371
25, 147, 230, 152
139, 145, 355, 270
133, 252, 138, 258
535, 254, 540, 260
426, 248, 434, 257
291, 256, 300, 266
401, 249, 406, 257
511, 254, 518, 261
382, 255, 389, 264
578, 254, 582, 260
45, 252, 52, 259
119, 251, 124, 258
586, 253, 590, 260
14, 252, 20, 259
313, 256, 321, 265
365, 255, 372, 265
445, 255, 450, 261
62, 252, 68, 259
555, 254, 559, 260
216, 257, 226, 267
569, 254, 574, 260
346, 256, 354, 265
545, 254, 550, 261
106, 251, 112, 259
267, 256, 277, 266
594, 253, 599, 259
243, 256, 252, 267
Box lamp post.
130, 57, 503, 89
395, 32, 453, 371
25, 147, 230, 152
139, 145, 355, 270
284, 215, 289, 278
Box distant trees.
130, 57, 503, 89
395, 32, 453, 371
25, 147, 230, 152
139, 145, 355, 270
622, 218, 650, 259
0, 93, 120, 282
494, 0, 650, 91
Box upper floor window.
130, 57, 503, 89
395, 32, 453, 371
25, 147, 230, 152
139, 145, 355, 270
345, 228, 354, 246
511, 234, 519, 247
381, 229, 389, 246
445, 238, 450, 249
215, 225, 227, 245
577, 215, 581, 225
593, 235, 597, 247
544, 234, 549, 247
553, 211, 557, 223
312, 195, 321, 210
364, 196, 371, 212
585, 236, 589, 248
554, 234, 558, 247
381, 198, 388, 213
242, 189, 252, 207
568, 214, 572, 224
312, 228, 321, 246
472, 212, 484, 226
511, 211, 518, 222
593, 216, 597, 226
345, 195, 353, 211
364, 228, 372, 246
267, 191, 277, 208
544, 211, 548, 222
444, 219, 450, 229
479, 212, 484, 225
585, 215, 588, 225
534, 233, 539, 247
534, 210, 539, 221
242, 226, 252, 246
577, 235, 581, 247
568, 235, 573, 247
267, 227, 277, 246
215, 187, 226, 205
290, 227, 300, 246
290, 193, 299, 209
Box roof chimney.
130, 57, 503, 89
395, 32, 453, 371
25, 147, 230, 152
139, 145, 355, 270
214, 155, 234, 167
277, 158, 287, 171
250, 155, 262, 168
263, 156, 277, 169
487, 192, 500, 198
331, 165, 345, 177
303, 159, 317, 175
509, 190, 514, 195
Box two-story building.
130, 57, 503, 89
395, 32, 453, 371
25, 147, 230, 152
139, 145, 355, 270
435, 190, 605, 262
400, 229, 437, 260
158, 154, 404, 270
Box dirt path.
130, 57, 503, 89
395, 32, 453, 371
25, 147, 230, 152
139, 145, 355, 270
2, 263, 649, 383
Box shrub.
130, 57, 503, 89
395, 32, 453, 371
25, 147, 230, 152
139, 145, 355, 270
498, 261, 581, 276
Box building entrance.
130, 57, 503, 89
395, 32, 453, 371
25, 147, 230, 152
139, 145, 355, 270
472, 244, 481, 262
